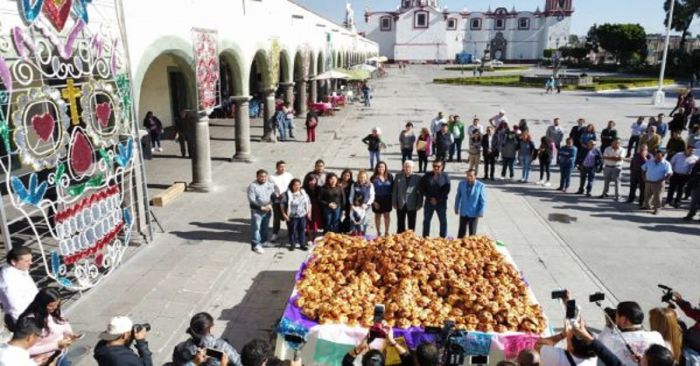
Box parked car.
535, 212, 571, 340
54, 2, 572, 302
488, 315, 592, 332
471, 58, 482, 64
492, 60, 504, 66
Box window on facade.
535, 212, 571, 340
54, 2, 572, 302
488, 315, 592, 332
380, 16, 392, 31
402, 0, 410, 8
518, 18, 529, 30
447, 18, 457, 30
470, 18, 481, 30
495, 18, 505, 30
414, 11, 428, 28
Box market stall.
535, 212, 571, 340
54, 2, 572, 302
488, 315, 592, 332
274, 232, 550, 366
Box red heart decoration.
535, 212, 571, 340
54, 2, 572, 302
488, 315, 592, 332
31, 112, 55, 142
95, 102, 112, 127
43, 0, 73, 32
69, 129, 94, 176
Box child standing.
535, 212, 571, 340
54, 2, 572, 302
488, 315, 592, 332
349, 195, 367, 236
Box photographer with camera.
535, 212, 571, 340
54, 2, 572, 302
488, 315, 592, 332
172, 312, 242, 366
570, 319, 674, 366
535, 321, 597, 366
672, 292, 700, 333
93, 316, 153, 366
597, 302, 666, 366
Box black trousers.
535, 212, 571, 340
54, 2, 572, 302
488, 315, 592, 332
457, 216, 479, 237
626, 135, 640, 157
628, 175, 645, 205
396, 207, 417, 233
667, 174, 690, 205
483, 152, 497, 179
417, 151, 428, 172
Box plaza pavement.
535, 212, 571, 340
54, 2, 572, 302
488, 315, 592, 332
65, 65, 699, 365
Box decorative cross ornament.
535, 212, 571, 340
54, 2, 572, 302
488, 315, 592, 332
62, 78, 81, 125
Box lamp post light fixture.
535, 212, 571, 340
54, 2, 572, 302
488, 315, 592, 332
653, 0, 675, 106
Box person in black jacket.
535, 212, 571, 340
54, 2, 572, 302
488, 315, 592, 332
683, 160, 700, 221
94, 316, 152, 366
570, 118, 587, 161
420, 160, 451, 238
600, 120, 618, 153
143, 111, 163, 152
482, 126, 498, 180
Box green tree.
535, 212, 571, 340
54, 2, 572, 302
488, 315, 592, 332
593, 23, 647, 65
543, 49, 554, 59
664, 0, 700, 52
585, 24, 599, 53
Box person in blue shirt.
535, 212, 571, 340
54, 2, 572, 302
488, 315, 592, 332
642, 150, 673, 215
454, 169, 486, 237
579, 124, 597, 147
557, 138, 578, 192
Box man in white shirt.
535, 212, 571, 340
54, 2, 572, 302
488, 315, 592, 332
0, 317, 43, 366
467, 117, 484, 137
0, 247, 38, 330
627, 117, 647, 158
667, 146, 698, 207
536, 323, 597, 366
600, 138, 624, 201
547, 118, 565, 149
269, 160, 294, 242
598, 301, 667, 366
430, 112, 446, 138
488, 109, 508, 128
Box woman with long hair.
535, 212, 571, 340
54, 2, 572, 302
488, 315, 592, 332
649, 307, 683, 364
339, 169, 354, 232
416, 128, 432, 173
517, 133, 536, 183
303, 174, 323, 245
172, 312, 238, 366
20, 288, 78, 365
371, 161, 394, 236
319, 173, 345, 233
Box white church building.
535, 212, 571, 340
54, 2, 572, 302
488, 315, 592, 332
364, 0, 574, 62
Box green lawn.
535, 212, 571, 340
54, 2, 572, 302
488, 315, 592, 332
433, 75, 675, 91
444, 65, 532, 72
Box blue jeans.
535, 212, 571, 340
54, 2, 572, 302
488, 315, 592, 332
559, 164, 574, 189
449, 138, 463, 161
578, 166, 596, 194
363, 92, 371, 106
251, 209, 271, 249
520, 156, 532, 181
277, 120, 288, 141
287, 118, 295, 137
422, 200, 447, 238
369, 150, 380, 170
289, 216, 307, 246
323, 206, 342, 233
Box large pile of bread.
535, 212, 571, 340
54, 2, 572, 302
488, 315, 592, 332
294, 232, 546, 333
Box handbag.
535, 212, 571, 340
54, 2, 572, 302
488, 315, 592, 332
307, 117, 318, 129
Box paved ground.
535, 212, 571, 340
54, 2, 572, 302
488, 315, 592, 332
64, 65, 699, 365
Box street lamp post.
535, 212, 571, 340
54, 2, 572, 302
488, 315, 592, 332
653, 0, 675, 105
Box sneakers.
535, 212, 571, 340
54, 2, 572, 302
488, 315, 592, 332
585, 193, 592, 197
150, 148, 155, 152
253, 246, 265, 254
544, 182, 551, 187
157, 147, 163, 152
682, 215, 694, 221
271, 233, 278, 242
537, 180, 544, 185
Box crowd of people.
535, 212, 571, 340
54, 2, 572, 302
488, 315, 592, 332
246, 158, 486, 254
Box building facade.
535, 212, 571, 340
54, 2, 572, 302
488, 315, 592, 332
365, 0, 573, 62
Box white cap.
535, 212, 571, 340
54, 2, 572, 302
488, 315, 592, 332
373, 127, 382, 135
499, 109, 506, 115
99, 316, 133, 341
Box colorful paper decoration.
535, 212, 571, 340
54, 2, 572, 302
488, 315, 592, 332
42, 0, 73, 32
4, 0, 139, 292
62, 79, 81, 125
11, 173, 48, 206
500, 334, 540, 359
31, 112, 56, 141
191, 29, 219, 112
464, 332, 493, 356
68, 129, 94, 177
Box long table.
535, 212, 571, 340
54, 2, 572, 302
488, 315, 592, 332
274, 240, 551, 366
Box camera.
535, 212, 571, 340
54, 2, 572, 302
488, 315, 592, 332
133, 323, 151, 333
659, 284, 675, 307
551, 289, 568, 300
427, 320, 469, 366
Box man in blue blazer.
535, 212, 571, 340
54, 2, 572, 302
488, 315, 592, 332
455, 169, 486, 237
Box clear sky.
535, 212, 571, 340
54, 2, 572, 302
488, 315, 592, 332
293, 0, 700, 36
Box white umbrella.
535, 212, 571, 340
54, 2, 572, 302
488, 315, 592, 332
313, 70, 351, 80
351, 64, 377, 72
367, 56, 388, 63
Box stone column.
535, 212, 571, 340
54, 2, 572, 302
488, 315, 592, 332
280, 82, 295, 107
262, 88, 277, 142
296, 79, 308, 116
309, 76, 318, 104
232, 96, 252, 162
186, 110, 213, 192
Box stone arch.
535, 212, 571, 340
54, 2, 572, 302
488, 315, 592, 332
133, 36, 196, 127
317, 51, 325, 74
219, 40, 246, 96
293, 50, 306, 113
249, 49, 271, 97
279, 49, 292, 84
219, 49, 245, 99
345, 51, 351, 67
